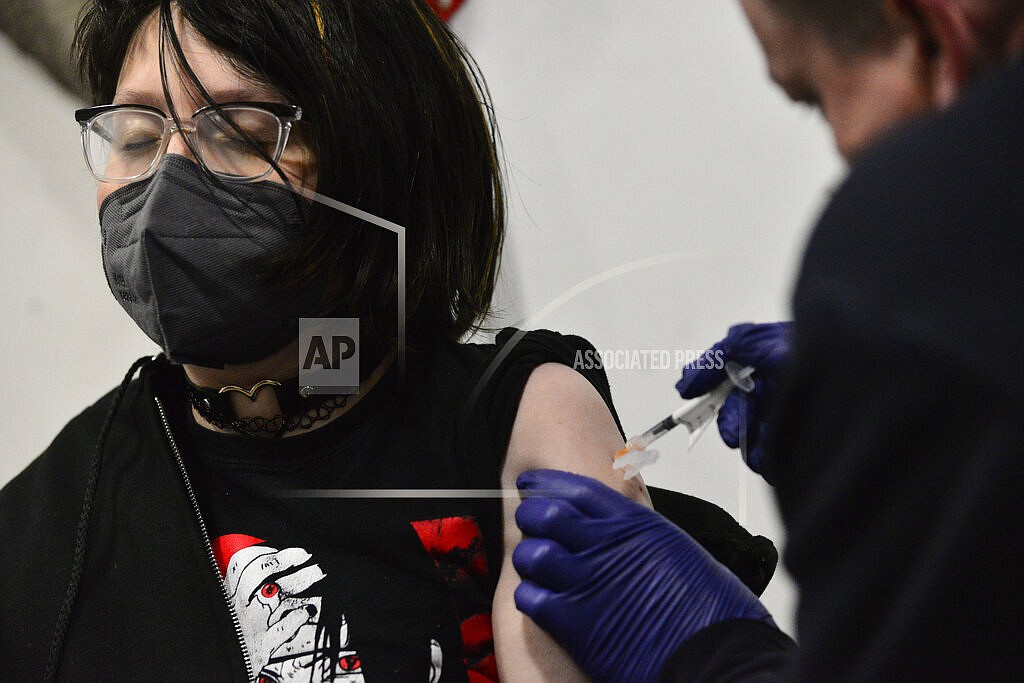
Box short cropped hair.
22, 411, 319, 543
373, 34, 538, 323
769, 0, 1024, 58
767, 0, 899, 55
75, 0, 505, 351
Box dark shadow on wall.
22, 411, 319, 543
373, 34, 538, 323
0, 0, 88, 99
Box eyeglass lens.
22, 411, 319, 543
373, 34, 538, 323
84, 106, 285, 181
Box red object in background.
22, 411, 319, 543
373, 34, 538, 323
425, 0, 465, 22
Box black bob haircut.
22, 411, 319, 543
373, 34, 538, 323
75, 0, 505, 352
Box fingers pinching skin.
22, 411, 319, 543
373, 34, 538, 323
517, 469, 638, 520
512, 538, 587, 592
513, 579, 555, 621
515, 494, 617, 552
513, 470, 778, 683
515, 495, 586, 538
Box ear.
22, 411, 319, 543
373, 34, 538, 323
885, 0, 981, 107
1010, 21, 1024, 59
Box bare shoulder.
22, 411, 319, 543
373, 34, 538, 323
502, 362, 649, 505
491, 362, 651, 680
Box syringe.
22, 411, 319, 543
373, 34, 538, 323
613, 362, 755, 479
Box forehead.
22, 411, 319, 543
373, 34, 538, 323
115, 7, 275, 108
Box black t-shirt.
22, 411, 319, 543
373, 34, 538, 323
160, 329, 624, 682
662, 55, 1024, 682
769, 54, 1024, 681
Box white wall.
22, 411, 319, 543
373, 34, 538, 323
451, 0, 844, 638
0, 35, 162, 474
0, 0, 844, 639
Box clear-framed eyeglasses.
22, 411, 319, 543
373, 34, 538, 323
74, 101, 303, 184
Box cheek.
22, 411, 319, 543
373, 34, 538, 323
823, 103, 896, 161
288, 153, 318, 190
97, 182, 119, 212
279, 137, 318, 190
821, 66, 933, 161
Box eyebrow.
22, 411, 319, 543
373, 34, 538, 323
111, 89, 164, 107
111, 85, 284, 110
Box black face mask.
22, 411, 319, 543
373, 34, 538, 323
99, 155, 322, 368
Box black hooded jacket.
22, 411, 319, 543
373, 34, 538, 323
1, 332, 779, 681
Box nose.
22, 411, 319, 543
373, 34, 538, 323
165, 126, 199, 163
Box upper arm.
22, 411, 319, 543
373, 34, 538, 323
502, 362, 651, 503
492, 362, 651, 681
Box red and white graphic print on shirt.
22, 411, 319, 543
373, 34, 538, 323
425, 0, 465, 22
214, 534, 369, 682
411, 517, 498, 682
214, 529, 474, 681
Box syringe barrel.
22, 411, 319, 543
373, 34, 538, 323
671, 381, 733, 433
631, 416, 677, 450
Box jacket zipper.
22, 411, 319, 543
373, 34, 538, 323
154, 396, 256, 682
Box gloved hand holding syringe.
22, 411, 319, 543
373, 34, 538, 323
613, 362, 755, 479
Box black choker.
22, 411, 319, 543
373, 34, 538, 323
184, 375, 349, 436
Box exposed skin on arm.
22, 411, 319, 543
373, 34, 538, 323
493, 362, 653, 681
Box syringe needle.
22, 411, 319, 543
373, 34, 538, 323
613, 363, 755, 479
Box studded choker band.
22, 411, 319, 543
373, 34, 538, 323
184, 374, 348, 436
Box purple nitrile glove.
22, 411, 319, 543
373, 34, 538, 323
513, 469, 774, 683
676, 322, 791, 477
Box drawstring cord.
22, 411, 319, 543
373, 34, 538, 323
44, 355, 154, 682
